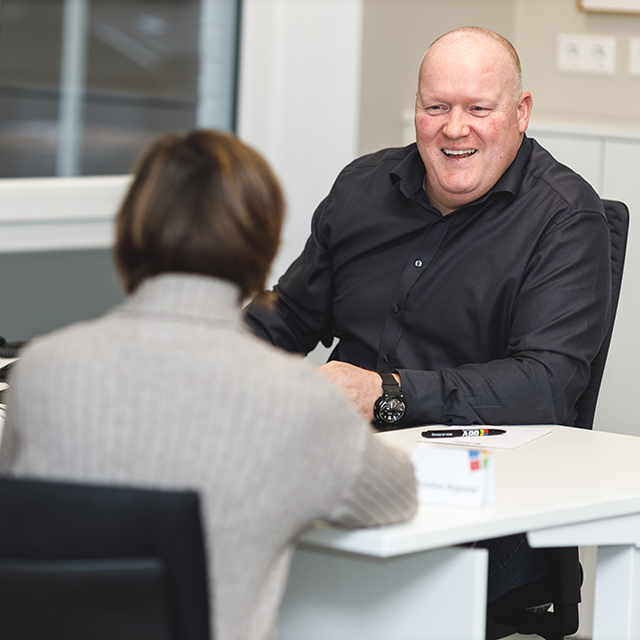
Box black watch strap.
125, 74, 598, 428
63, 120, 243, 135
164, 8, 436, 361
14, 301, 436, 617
380, 372, 401, 395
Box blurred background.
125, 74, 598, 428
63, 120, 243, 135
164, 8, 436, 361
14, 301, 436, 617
0, 0, 237, 178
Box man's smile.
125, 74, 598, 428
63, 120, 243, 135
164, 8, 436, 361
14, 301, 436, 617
442, 149, 477, 158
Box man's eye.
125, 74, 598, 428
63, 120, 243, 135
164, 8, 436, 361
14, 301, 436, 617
471, 106, 489, 113
426, 105, 445, 113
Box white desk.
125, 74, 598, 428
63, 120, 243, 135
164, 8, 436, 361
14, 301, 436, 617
278, 425, 640, 640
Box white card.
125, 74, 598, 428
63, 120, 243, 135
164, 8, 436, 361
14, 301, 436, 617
412, 444, 496, 509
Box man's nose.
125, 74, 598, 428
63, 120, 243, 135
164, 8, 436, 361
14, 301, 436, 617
443, 108, 470, 139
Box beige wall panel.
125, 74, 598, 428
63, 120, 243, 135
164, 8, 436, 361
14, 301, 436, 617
514, 0, 640, 128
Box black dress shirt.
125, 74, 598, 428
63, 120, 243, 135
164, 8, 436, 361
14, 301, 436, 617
245, 136, 611, 427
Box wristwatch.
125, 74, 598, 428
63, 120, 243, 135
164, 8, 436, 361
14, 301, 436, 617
373, 372, 406, 426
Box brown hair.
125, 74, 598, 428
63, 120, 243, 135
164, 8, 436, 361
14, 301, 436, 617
114, 130, 285, 299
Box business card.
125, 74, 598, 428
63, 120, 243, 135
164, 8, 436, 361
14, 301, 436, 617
412, 443, 496, 509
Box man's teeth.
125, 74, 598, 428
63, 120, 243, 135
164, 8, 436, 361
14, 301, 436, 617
443, 149, 477, 157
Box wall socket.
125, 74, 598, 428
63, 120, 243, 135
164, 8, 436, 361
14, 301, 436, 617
557, 33, 616, 76
629, 38, 640, 77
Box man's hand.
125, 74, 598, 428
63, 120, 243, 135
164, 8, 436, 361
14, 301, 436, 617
317, 361, 398, 422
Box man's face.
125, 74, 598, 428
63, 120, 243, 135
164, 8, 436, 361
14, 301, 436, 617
414, 35, 532, 215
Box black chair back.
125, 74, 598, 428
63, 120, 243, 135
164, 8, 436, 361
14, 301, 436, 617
0, 477, 210, 640
574, 199, 629, 429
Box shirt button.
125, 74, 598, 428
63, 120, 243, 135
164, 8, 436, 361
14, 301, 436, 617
440, 217, 448, 223
393, 306, 400, 313
414, 260, 423, 268
383, 355, 390, 363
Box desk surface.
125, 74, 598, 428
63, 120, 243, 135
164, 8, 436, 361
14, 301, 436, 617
300, 425, 640, 557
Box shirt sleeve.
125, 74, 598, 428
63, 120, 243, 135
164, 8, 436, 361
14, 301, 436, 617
397, 210, 612, 426
244, 199, 336, 356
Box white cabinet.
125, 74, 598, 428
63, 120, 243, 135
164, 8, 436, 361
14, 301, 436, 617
528, 130, 603, 192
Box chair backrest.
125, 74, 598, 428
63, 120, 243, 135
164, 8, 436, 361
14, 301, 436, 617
0, 477, 211, 640
0, 337, 28, 359
573, 199, 629, 430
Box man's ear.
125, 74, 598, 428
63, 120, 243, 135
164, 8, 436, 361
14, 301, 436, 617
517, 92, 533, 133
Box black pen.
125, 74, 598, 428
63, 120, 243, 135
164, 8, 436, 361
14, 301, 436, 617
422, 428, 507, 438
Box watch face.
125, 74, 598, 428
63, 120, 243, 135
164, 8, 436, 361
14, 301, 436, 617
376, 397, 406, 423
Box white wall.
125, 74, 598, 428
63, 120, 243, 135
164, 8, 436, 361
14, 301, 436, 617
236, 0, 364, 286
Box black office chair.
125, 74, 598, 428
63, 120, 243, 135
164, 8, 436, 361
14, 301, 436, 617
486, 199, 630, 640
574, 200, 630, 431
0, 477, 211, 640
0, 336, 28, 359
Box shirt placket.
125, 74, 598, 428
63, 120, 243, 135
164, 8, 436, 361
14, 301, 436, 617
376, 215, 452, 371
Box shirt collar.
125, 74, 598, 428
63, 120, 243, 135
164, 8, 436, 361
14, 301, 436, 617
489, 134, 532, 198
390, 144, 426, 200
390, 135, 533, 208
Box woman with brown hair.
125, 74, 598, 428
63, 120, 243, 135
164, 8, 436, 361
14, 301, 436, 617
0, 130, 417, 640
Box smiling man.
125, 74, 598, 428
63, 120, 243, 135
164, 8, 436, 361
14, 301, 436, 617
416, 29, 532, 214
245, 27, 611, 602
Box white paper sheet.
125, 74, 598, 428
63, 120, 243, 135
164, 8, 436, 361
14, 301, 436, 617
417, 426, 552, 450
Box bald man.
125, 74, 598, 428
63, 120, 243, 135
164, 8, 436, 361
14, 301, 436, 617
245, 27, 611, 601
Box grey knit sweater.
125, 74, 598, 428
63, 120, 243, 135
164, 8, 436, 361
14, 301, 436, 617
0, 273, 418, 640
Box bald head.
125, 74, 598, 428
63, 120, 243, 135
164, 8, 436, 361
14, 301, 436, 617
413, 26, 532, 214
420, 27, 523, 101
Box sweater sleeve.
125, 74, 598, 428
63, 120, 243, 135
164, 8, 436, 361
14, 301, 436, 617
244, 199, 336, 356
328, 429, 418, 527
280, 364, 417, 531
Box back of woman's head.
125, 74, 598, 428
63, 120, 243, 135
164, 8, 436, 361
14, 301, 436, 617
114, 129, 285, 299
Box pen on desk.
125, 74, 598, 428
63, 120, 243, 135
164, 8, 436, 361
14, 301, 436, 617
421, 428, 507, 438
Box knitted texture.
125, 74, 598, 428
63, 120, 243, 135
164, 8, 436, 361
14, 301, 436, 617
0, 273, 417, 640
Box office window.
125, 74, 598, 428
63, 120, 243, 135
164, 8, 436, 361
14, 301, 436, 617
0, 0, 240, 177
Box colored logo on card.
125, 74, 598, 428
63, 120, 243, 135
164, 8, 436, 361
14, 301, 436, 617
468, 450, 490, 472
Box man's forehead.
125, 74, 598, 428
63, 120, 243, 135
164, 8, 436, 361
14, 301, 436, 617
419, 36, 516, 97
419, 59, 510, 96
422, 32, 512, 72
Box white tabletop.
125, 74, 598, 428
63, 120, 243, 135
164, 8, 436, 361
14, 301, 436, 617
300, 424, 640, 557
